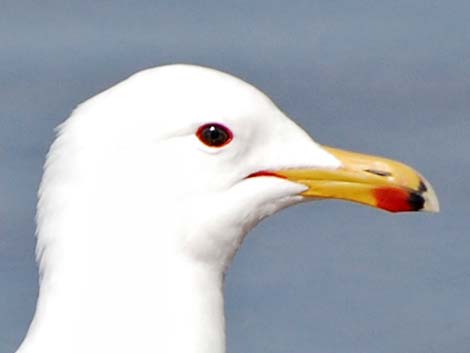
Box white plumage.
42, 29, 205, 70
17, 64, 438, 353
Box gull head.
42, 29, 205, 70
26, 64, 440, 353
38, 64, 439, 271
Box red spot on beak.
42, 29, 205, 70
373, 187, 414, 213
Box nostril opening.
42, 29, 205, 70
365, 169, 392, 177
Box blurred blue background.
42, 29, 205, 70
1, 1, 469, 352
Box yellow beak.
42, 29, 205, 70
271, 146, 439, 213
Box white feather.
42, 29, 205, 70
18, 65, 340, 353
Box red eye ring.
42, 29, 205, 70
196, 123, 233, 147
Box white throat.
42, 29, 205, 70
21, 172, 235, 353
23, 241, 229, 353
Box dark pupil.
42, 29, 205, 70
204, 126, 227, 146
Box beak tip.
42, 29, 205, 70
420, 178, 440, 213
423, 193, 440, 213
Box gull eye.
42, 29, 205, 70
196, 123, 233, 147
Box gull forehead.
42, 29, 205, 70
80, 64, 280, 136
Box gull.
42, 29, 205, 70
16, 64, 439, 353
